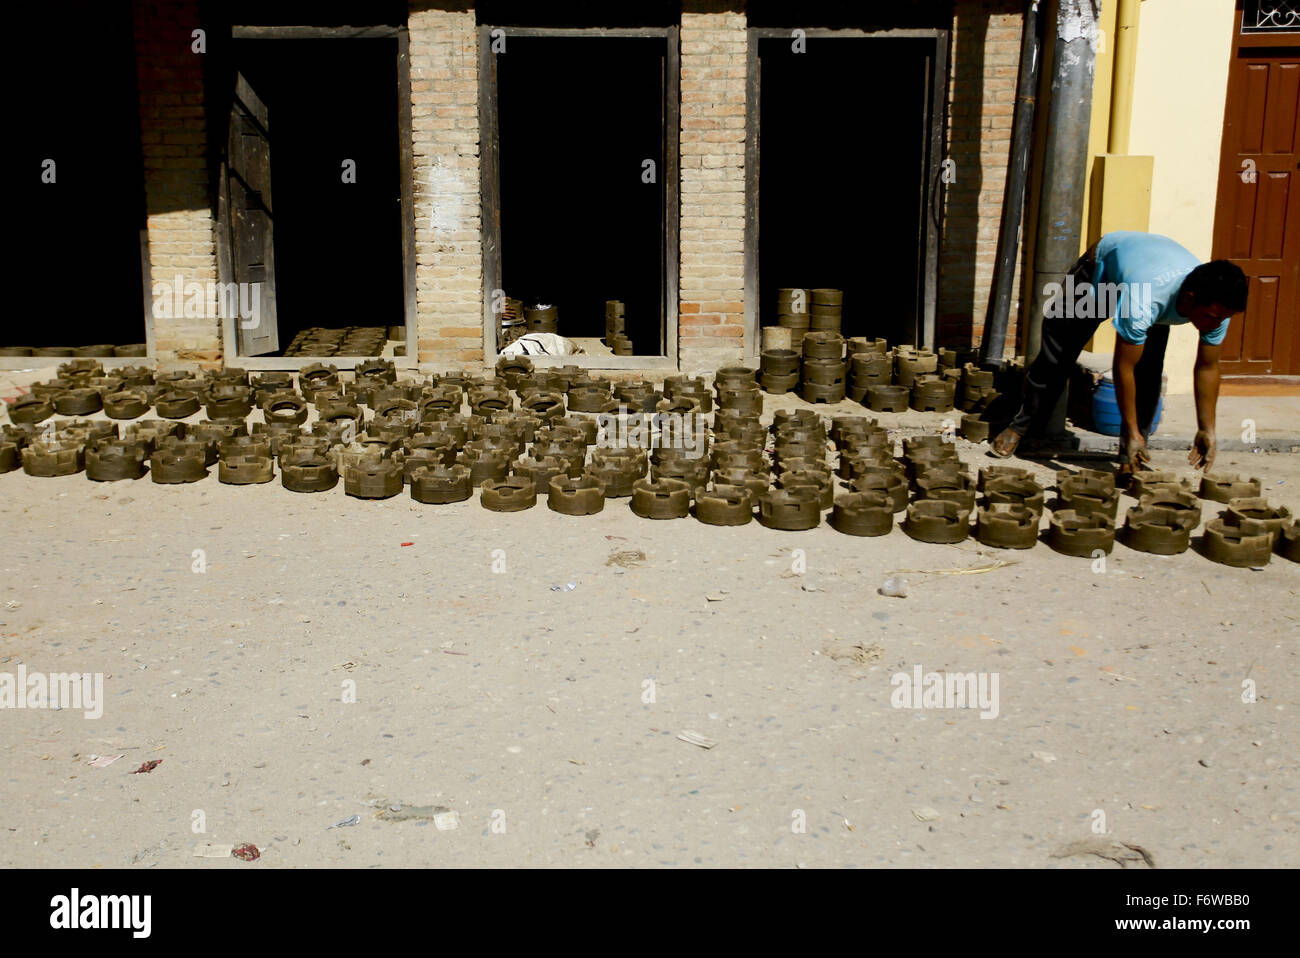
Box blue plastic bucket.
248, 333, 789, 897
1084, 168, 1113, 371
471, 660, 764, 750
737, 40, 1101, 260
1091, 379, 1162, 437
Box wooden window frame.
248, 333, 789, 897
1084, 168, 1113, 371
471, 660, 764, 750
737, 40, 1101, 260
744, 27, 950, 355
215, 24, 417, 370
478, 25, 681, 370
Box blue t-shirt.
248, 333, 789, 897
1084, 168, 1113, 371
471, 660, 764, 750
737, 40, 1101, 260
1093, 231, 1230, 346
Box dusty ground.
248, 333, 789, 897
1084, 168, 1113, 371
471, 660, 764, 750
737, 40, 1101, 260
1, 392, 1297, 868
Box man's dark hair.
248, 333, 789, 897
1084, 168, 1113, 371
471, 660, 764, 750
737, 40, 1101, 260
1181, 260, 1249, 312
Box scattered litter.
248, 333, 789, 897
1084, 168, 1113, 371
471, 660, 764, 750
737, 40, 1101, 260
584, 828, 601, 847
442, 649, 467, 655
433, 810, 460, 831
1198, 758, 1212, 768
677, 730, 717, 749
912, 806, 941, 822
604, 535, 627, 541
231, 843, 261, 862
376, 802, 448, 823
5, 600, 20, 610
800, 582, 823, 593
1031, 751, 1057, 763
328, 815, 361, 829
130, 760, 162, 774
400, 542, 414, 547
551, 582, 577, 592
1051, 838, 1155, 868
705, 592, 728, 602
193, 842, 234, 858
878, 575, 909, 598
87, 754, 123, 769
606, 549, 646, 568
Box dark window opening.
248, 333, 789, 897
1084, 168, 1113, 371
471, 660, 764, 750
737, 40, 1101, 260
494, 35, 668, 355
226, 38, 404, 356
747, 0, 949, 30
215, 1, 407, 28
478, 2, 680, 28
756, 36, 931, 345
8, 4, 146, 352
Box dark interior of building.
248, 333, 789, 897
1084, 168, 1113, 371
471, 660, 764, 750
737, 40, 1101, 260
495, 35, 667, 354
229, 38, 404, 355
8, 3, 146, 350
757, 36, 931, 345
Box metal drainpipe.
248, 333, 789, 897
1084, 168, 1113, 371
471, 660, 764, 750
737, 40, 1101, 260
979, 0, 1045, 369
1024, 0, 1100, 365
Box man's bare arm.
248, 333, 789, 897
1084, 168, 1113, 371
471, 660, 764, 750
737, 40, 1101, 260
1191, 340, 1221, 470
1112, 337, 1149, 468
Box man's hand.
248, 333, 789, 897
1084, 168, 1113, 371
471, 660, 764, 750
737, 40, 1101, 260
1119, 430, 1151, 476
1190, 428, 1216, 471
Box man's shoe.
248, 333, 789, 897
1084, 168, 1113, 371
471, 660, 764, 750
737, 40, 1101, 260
989, 428, 1023, 459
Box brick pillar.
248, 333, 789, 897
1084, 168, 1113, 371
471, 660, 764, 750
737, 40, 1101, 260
938, 0, 1025, 356
133, 0, 221, 364
678, 2, 747, 374
409, 2, 483, 366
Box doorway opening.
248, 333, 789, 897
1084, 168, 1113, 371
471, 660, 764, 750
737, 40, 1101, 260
750, 32, 946, 349
483, 31, 678, 362
6, 4, 146, 358
219, 34, 409, 362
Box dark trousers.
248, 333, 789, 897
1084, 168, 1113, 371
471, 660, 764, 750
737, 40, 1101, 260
1009, 253, 1168, 453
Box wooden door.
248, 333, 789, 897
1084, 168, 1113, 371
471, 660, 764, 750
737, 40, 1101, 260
222, 72, 279, 356
1211, 13, 1300, 375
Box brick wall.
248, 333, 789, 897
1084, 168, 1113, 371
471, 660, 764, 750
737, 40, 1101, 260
409, 1, 484, 366
133, 0, 221, 364
678, 1, 747, 373
938, 0, 1024, 357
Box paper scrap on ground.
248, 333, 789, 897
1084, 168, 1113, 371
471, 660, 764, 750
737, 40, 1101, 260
677, 730, 716, 749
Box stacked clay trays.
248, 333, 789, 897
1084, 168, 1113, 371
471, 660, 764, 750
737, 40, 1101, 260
775, 288, 810, 339
589, 446, 648, 498
799, 333, 846, 404
1197, 496, 1295, 567
909, 374, 955, 413
847, 344, 890, 403
1047, 467, 1117, 556
808, 289, 843, 333
604, 301, 625, 345
1122, 481, 1201, 555
11, 358, 1300, 575
759, 348, 799, 394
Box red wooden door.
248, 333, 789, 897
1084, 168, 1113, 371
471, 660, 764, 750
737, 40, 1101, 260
1212, 12, 1300, 375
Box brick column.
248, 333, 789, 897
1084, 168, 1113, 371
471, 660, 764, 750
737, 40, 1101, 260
938, 0, 1025, 355
133, 0, 221, 364
409, 2, 483, 366
678, 2, 747, 373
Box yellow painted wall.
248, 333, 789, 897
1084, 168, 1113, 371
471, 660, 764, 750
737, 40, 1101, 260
1081, 0, 1118, 247
1125, 0, 1237, 393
